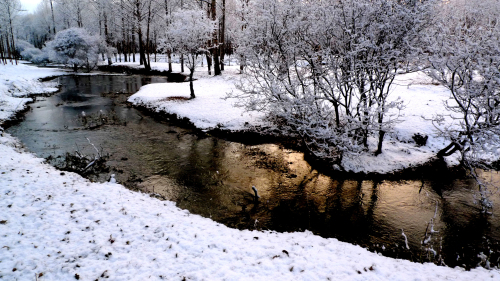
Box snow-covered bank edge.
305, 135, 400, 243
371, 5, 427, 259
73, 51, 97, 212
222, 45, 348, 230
2, 63, 500, 280
0, 68, 64, 130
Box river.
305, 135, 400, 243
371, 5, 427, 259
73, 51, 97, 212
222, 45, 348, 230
6, 74, 500, 269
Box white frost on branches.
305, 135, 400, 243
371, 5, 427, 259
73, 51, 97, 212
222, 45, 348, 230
229, 0, 433, 167
427, 0, 500, 212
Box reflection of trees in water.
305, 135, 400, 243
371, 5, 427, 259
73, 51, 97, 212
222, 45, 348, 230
174, 136, 243, 221
320, 180, 380, 246
265, 169, 320, 232
438, 179, 499, 269
255, 168, 382, 248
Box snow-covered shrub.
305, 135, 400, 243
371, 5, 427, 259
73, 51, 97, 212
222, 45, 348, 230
15, 40, 35, 57
45, 28, 106, 72
20, 47, 43, 62
31, 50, 50, 65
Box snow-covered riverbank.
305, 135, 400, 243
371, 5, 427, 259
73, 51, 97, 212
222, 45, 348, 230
0, 63, 64, 126
126, 62, 479, 174
1, 62, 499, 280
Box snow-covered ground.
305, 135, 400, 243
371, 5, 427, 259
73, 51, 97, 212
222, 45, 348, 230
2, 62, 500, 280
128, 65, 266, 130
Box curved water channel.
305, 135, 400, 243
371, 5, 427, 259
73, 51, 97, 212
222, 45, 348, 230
6, 75, 500, 269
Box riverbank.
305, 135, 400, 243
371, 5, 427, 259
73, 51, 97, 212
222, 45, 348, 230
2, 62, 500, 280
126, 62, 500, 174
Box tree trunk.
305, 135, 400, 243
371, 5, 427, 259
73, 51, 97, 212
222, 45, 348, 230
206, 53, 212, 75
168, 52, 172, 72
138, 26, 149, 70
375, 130, 385, 156
76, 3, 83, 28
240, 54, 245, 73
50, 0, 56, 34
220, 0, 226, 71
146, 1, 152, 68
205, 2, 212, 75
131, 27, 136, 63
121, 0, 127, 62
104, 10, 112, 65
189, 69, 195, 99
437, 142, 461, 158
211, 0, 221, 76
181, 54, 184, 72
0, 35, 6, 64
164, 0, 172, 72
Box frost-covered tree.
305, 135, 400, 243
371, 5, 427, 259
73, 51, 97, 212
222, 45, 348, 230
46, 27, 105, 72
229, 0, 432, 167
427, 0, 500, 211
164, 8, 214, 99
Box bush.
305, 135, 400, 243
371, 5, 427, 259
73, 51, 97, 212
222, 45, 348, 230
46, 28, 105, 72
21, 47, 41, 61
21, 47, 50, 64
15, 40, 35, 56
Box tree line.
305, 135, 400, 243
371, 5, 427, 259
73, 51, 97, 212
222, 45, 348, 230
3, 0, 234, 73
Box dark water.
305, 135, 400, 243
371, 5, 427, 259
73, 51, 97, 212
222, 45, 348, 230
6, 75, 500, 269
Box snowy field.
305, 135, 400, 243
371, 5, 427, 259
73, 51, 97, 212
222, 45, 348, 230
1, 62, 500, 280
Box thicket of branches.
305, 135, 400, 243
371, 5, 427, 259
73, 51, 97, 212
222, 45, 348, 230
229, 0, 434, 165
8, 0, 235, 74
0, 0, 21, 64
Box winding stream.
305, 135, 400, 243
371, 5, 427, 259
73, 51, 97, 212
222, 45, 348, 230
6, 74, 500, 269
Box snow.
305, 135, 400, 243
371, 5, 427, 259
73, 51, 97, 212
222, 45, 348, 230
127, 65, 265, 130
1, 62, 500, 280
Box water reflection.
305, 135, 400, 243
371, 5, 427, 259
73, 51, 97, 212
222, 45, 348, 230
6, 75, 500, 269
